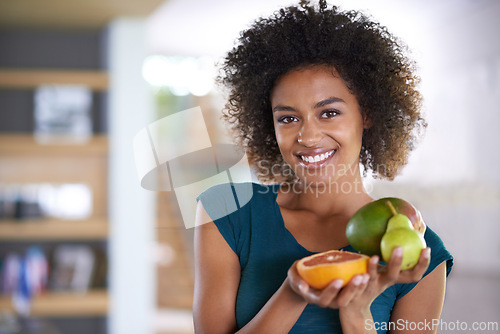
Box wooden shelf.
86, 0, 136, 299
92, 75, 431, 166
0, 290, 108, 317
0, 217, 108, 240
0, 134, 109, 218
0, 134, 108, 155
0, 131, 110, 318
0, 68, 108, 91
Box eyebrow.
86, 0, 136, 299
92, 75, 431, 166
273, 97, 345, 112
272, 105, 296, 112
314, 97, 345, 108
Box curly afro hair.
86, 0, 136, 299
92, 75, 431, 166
219, 0, 425, 183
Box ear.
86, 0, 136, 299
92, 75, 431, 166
363, 113, 373, 129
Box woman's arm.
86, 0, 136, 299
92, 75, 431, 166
388, 261, 447, 334
193, 201, 308, 334
193, 202, 241, 333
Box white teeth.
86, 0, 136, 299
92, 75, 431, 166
300, 150, 334, 163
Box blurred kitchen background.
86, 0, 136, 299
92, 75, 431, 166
0, 0, 498, 333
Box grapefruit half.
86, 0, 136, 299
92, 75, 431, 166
296, 250, 369, 290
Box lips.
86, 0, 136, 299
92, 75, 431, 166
299, 150, 335, 163
296, 149, 336, 168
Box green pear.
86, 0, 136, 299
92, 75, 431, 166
386, 213, 413, 232
385, 201, 413, 232
381, 201, 426, 270
381, 229, 426, 270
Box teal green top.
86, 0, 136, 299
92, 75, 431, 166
197, 182, 453, 333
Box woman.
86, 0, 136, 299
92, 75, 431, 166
193, 1, 453, 333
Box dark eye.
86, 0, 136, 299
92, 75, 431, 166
277, 116, 298, 124
321, 110, 340, 119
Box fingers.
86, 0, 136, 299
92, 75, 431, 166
313, 279, 344, 307
367, 255, 380, 282
378, 247, 431, 284
303, 274, 369, 308
287, 261, 309, 296
334, 274, 369, 307
287, 261, 345, 305
385, 246, 403, 283
417, 247, 431, 270
398, 247, 431, 283
306, 255, 377, 308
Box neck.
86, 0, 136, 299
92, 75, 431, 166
279, 165, 372, 219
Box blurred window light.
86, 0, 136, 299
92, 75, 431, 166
142, 55, 215, 96
142, 55, 171, 86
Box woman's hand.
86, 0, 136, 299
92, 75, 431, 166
287, 264, 369, 309
286, 247, 431, 310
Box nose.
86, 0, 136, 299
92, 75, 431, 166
298, 119, 322, 147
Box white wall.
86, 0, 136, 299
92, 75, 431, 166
107, 18, 156, 334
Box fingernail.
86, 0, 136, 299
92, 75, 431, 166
423, 248, 431, 258
334, 280, 343, 289
363, 274, 370, 284
352, 276, 362, 286
394, 247, 403, 257
298, 283, 306, 292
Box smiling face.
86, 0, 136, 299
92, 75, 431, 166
271, 65, 370, 187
